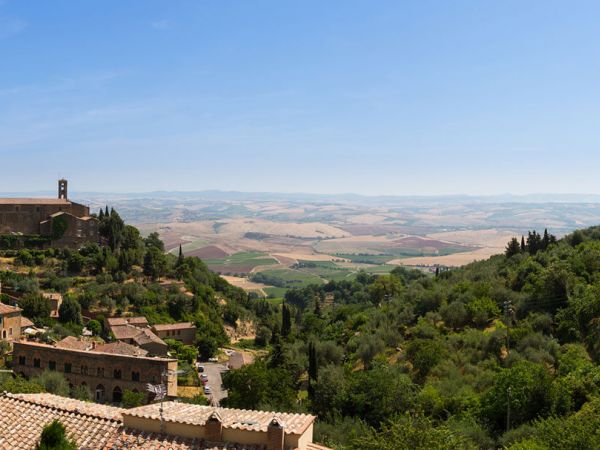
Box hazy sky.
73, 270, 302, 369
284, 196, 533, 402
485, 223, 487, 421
1, 1, 599, 195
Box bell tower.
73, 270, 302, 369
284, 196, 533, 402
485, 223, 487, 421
58, 179, 68, 200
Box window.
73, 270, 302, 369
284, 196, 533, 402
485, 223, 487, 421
81, 365, 88, 375
49, 361, 56, 371
97, 367, 104, 377
131, 371, 140, 381
64, 363, 72, 373
18, 356, 26, 366
9, 328, 12, 336
113, 369, 122, 379
34, 358, 41, 368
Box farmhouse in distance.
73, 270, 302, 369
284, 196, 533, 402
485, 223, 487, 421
0, 179, 98, 248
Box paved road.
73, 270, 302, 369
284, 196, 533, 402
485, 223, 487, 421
200, 363, 228, 405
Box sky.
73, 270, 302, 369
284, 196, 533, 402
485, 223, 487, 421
1, 0, 599, 196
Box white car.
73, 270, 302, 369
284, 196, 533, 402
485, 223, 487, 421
200, 374, 208, 381
208, 357, 218, 363
204, 386, 212, 395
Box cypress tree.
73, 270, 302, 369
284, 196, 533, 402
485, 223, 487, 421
98, 209, 104, 220
308, 341, 318, 399
505, 237, 521, 258
177, 244, 184, 266
104, 205, 109, 217
281, 304, 291, 338
521, 236, 526, 252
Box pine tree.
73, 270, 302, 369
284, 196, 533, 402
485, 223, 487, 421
505, 237, 521, 258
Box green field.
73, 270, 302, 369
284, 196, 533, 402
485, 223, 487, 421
252, 268, 323, 289
205, 251, 278, 274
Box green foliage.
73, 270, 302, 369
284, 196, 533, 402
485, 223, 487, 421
0, 374, 45, 393
36, 420, 77, 450
32, 371, 70, 397
122, 390, 146, 408
20, 293, 51, 322
58, 296, 82, 325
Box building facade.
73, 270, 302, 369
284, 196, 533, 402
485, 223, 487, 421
12, 340, 177, 403
152, 322, 197, 345
0, 179, 98, 248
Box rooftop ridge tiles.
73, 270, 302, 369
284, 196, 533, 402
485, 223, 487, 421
1, 393, 123, 423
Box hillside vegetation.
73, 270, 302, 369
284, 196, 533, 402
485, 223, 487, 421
220, 226, 600, 449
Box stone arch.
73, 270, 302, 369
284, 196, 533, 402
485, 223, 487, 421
112, 386, 122, 403
95, 384, 105, 403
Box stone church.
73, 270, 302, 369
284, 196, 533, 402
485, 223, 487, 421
0, 179, 98, 247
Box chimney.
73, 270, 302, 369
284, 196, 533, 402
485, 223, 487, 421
58, 179, 68, 200
267, 417, 285, 450
205, 411, 223, 442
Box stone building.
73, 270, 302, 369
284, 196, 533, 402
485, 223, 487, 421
107, 316, 169, 356
0, 303, 22, 341
12, 338, 177, 403
0, 392, 326, 450
152, 322, 197, 345
0, 179, 98, 248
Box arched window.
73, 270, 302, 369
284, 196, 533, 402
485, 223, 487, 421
112, 386, 122, 403
1, 330, 6, 339
95, 384, 105, 402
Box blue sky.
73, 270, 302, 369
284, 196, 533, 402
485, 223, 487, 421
1, 0, 599, 195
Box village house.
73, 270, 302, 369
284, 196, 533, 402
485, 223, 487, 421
0, 392, 327, 450
12, 338, 177, 403
0, 180, 98, 248
152, 321, 197, 345
41, 292, 62, 318
0, 302, 22, 341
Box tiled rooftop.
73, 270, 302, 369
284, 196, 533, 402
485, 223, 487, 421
152, 322, 196, 331
0, 393, 120, 449
124, 402, 316, 435
111, 324, 145, 340
56, 336, 94, 351
0, 198, 71, 205
94, 341, 149, 357
14, 340, 174, 362
107, 316, 149, 327
0, 393, 327, 450
0, 303, 21, 315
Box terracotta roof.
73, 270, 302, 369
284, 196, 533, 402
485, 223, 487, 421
0, 303, 21, 315
14, 340, 174, 362
20, 317, 34, 328
107, 316, 149, 327
55, 336, 93, 351
133, 328, 166, 347
0, 393, 121, 449
111, 324, 166, 347
13, 393, 124, 420
111, 324, 144, 340
0, 393, 330, 450
124, 402, 316, 435
94, 341, 149, 357
152, 322, 196, 331
0, 198, 71, 205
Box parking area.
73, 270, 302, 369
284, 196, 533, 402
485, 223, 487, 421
198, 362, 228, 405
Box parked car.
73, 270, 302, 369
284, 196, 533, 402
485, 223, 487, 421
204, 386, 212, 395
196, 364, 204, 373
208, 357, 218, 363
